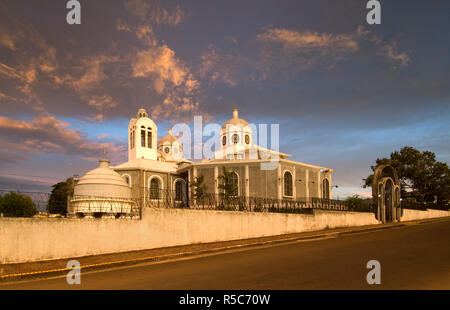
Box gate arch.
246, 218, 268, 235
372, 165, 401, 223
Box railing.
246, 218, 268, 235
141, 189, 376, 214
400, 200, 449, 211
68, 195, 142, 219
2, 188, 447, 219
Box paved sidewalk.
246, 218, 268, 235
1, 218, 445, 282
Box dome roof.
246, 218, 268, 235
158, 129, 179, 146
222, 109, 248, 129
137, 108, 148, 118
73, 159, 132, 198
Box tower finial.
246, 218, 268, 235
233, 107, 238, 119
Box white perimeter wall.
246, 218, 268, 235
401, 209, 450, 222
1, 208, 449, 264
0, 209, 379, 264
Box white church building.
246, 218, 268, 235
68, 108, 333, 218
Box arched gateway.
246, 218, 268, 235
372, 165, 402, 223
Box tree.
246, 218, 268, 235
47, 178, 75, 216
218, 166, 238, 201
0, 192, 38, 217
190, 175, 208, 202
363, 146, 450, 203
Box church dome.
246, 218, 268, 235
222, 109, 249, 129
73, 159, 132, 198
158, 129, 179, 146
137, 108, 148, 118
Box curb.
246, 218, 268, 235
0, 221, 422, 283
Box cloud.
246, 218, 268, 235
0, 149, 29, 166
124, 0, 184, 27
257, 28, 361, 51
255, 26, 367, 76
87, 94, 119, 111
0, 115, 126, 162
199, 45, 239, 87
54, 55, 119, 93
376, 40, 410, 66
132, 45, 187, 87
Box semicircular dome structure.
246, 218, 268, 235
158, 129, 180, 146
73, 159, 132, 199
221, 108, 249, 130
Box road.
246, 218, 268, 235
2, 218, 450, 290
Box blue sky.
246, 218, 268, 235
0, 0, 449, 198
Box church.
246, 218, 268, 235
68, 108, 333, 218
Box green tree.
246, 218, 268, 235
218, 166, 238, 201
190, 175, 208, 202
47, 178, 74, 216
0, 192, 38, 217
363, 146, 450, 203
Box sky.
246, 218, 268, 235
0, 0, 449, 198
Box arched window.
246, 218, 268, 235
230, 172, 239, 196
147, 128, 152, 148
141, 126, 146, 147
122, 175, 131, 187
150, 177, 161, 199
130, 130, 135, 149
322, 178, 330, 199
129, 132, 132, 149
222, 136, 227, 146
284, 171, 293, 197
245, 134, 250, 144
175, 180, 184, 202
232, 134, 239, 144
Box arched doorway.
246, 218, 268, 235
384, 179, 393, 222
372, 165, 401, 223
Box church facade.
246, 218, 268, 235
69, 108, 333, 217
114, 108, 332, 202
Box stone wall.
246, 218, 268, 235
401, 209, 450, 222
0, 208, 379, 264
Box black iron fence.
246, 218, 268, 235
400, 200, 449, 211
1, 188, 447, 219
141, 189, 375, 214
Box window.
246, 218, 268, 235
150, 178, 161, 199
284, 171, 293, 197
147, 128, 152, 148
122, 175, 131, 187
245, 134, 250, 144
222, 136, 227, 146
130, 130, 135, 149
232, 134, 239, 144
322, 178, 330, 199
141, 127, 146, 147
164, 147, 170, 154
175, 180, 184, 202
230, 172, 239, 196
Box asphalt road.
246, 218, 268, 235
2, 218, 450, 290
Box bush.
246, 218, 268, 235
0, 192, 38, 217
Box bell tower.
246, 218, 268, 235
128, 108, 158, 161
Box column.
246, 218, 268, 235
192, 166, 197, 205
317, 170, 321, 198
305, 169, 309, 200
214, 166, 219, 196
277, 163, 282, 200
293, 167, 296, 199
245, 164, 249, 199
